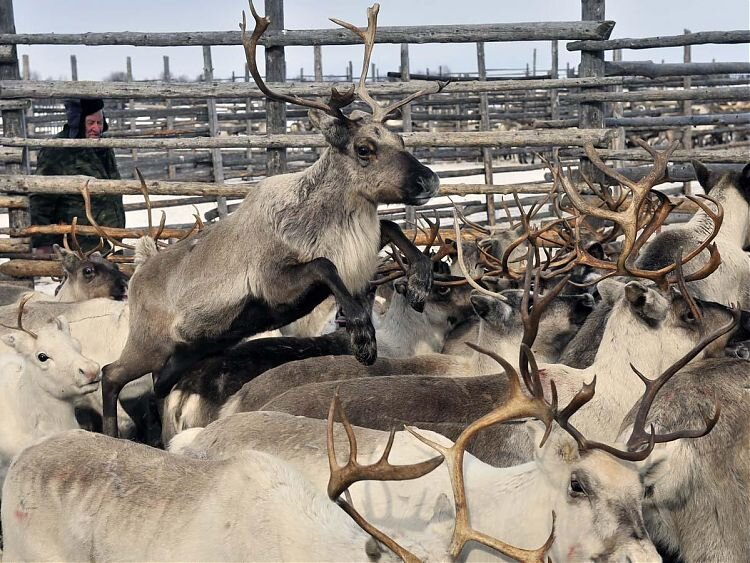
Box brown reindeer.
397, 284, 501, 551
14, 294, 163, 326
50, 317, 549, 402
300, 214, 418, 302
99, 2, 446, 436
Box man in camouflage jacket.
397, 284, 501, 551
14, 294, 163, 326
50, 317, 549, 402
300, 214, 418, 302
31, 98, 125, 251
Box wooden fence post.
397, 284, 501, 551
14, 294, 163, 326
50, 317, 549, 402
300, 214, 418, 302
611, 48, 626, 163
163, 55, 176, 180
683, 29, 693, 195
477, 41, 496, 225
265, 0, 287, 176
203, 45, 227, 217
0, 0, 32, 286
578, 0, 606, 182
245, 63, 254, 177
313, 45, 322, 81
126, 56, 138, 176
401, 43, 416, 225
550, 40, 559, 120
70, 54, 78, 81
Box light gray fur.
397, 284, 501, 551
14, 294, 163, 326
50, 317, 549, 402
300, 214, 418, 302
618, 358, 750, 562
635, 162, 750, 309
1, 430, 422, 561
105, 115, 440, 431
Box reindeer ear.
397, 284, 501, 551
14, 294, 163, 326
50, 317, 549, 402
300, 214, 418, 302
308, 109, 349, 149
739, 163, 750, 198
53, 244, 80, 274
1, 332, 34, 355
691, 160, 712, 191
625, 281, 669, 322
428, 493, 455, 525
393, 279, 408, 296
470, 292, 512, 326
597, 278, 624, 305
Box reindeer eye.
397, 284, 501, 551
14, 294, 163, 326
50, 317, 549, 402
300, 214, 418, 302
437, 286, 451, 296
681, 309, 697, 323
37, 353, 49, 363
83, 267, 95, 279
568, 474, 587, 497
356, 145, 373, 158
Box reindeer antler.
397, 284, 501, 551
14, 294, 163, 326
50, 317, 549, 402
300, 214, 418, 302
326, 390, 443, 563
63, 216, 104, 259
406, 344, 556, 562
329, 3, 448, 122
550, 140, 723, 289
79, 180, 136, 251
551, 309, 737, 461
0, 294, 38, 339
241, 1, 355, 120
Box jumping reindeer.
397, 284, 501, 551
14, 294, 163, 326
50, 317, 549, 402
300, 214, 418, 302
97, 2, 446, 436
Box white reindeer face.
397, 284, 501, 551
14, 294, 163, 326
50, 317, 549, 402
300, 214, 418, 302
526, 424, 660, 562
4, 317, 101, 399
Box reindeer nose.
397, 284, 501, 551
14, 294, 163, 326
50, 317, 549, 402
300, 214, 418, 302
80, 365, 101, 384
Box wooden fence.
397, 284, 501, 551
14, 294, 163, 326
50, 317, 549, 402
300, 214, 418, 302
0, 0, 748, 281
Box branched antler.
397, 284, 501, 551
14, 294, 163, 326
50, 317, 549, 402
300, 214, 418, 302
549, 140, 723, 289
406, 344, 556, 562
241, 1, 355, 120
326, 391, 443, 563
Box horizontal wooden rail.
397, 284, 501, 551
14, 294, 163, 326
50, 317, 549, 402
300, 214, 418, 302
0, 129, 615, 150
604, 61, 750, 78
568, 29, 750, 51
561, 146, 748, 163
0, 174, 568, 197
567, 86, 750, 103
0, 77, 626, 100
535, 112, 750, 128
0, 21, 615, 47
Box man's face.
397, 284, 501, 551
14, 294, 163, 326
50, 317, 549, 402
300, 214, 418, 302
84, 110, 104, 138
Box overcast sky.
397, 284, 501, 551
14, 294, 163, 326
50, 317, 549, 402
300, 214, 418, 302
10, 0, 750, 82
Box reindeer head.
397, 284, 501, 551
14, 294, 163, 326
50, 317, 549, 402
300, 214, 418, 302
0, 296, 101, 399
53, 245, 128, 302
241, 2, 443, 206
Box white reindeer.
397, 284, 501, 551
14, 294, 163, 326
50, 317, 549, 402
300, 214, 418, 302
2, 430, 439, 562
0, 309, 100, 488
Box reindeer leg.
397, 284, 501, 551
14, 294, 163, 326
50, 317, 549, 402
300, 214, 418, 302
102, 340, 173, 437
285, 257, 377, 365
379, 219, 433, 312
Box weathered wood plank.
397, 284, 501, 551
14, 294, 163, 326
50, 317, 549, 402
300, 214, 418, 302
0, 259, 135, 278
0, 174, 570, 197
605, 60, 750, 78
568, 30, 750, 51
0, 21, 615, 47
567, 86, 750, 103
0, 77, 626, 99
0, 129, 615, 150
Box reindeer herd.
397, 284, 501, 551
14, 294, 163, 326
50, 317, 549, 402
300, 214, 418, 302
0, 2, 747, 562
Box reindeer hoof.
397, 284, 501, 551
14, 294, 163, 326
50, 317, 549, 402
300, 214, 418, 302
349, 318, 377, 366
407, 263, 433, 313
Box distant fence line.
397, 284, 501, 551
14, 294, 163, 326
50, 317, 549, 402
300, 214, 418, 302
0, 0, 748, 281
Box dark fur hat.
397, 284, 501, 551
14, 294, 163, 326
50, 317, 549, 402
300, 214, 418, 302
64, 98, 109, 138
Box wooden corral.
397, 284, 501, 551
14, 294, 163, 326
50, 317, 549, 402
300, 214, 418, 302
0, 0, 748, 282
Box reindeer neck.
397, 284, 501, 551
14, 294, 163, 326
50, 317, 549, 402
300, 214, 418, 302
474, 320, 523, 374
378, 293, 446, 356
18, 371, 79, 432
464, 458, 555, 548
